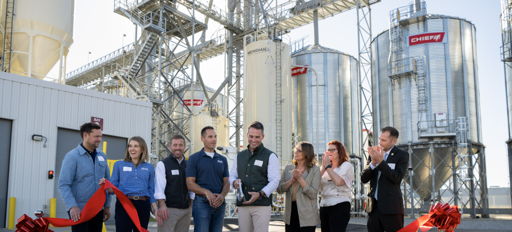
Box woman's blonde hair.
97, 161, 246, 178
124, 136, 149, 166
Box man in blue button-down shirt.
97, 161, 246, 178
58, 122, 111, 232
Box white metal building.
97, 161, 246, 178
0, 72, 152, 226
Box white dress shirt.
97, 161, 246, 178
154, 156, 195, 201
370, 149, 391, 200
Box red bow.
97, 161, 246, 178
16, 180, 148, 232
16, 214, 52, 232
399, 203, 461, 232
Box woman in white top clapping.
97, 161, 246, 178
319, 140, 354, 232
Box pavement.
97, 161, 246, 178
3, 216, 512, 231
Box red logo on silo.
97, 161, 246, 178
183, 99, 204, 106
291, 66, 308, 76
409, 32, 445, 46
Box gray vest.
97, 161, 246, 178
237, 144, 274, 206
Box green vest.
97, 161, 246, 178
237, 144, 274, 206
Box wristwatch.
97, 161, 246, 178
325, 164, 332, 169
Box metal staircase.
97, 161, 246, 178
2, 0, 15, 72
388, 1, 427, 78
128, 32, 158, 78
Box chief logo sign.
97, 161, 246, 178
291, 66, 308, 76
183, 99, 204, 106
409, 32, 445, 46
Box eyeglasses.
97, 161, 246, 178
327, 148, 337, 152
295, 149, 302, 153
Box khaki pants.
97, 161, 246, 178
158, 205, 192, 232
238, 206, 271, 232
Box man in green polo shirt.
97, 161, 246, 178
229, 121, 281, 232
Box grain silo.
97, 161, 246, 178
371, 2, 488, 215
244, 38, 293, 165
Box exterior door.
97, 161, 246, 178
0, 119, 12, 228
54, 128, 127, 219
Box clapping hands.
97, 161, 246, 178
367, 146, 384, 165
322, 152, 332, 168
292, 168, 304, 180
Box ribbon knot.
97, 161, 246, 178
399, 203, 461, 232
16, 180, 148, 232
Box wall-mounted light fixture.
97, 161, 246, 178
32, 134, 48, 148
48, 170, 54, 179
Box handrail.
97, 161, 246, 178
66, 43, 134, 80
389, 1, 427, 26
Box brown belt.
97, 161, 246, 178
127, 196, 148, 200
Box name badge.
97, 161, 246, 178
97, 156, 105, 162
388, 163, 396, 170
141, 167, 149, 171
171, 169, 179, 175
217, 160, 223, 164
254, 160, 263, 167
123, 167, 132, 172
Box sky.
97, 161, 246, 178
48, 0, 509, 187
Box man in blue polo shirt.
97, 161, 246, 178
186, 126, 230, 232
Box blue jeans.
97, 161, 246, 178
192, 195, 225, 232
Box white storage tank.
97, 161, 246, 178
0, 0, 74, 78
244, 39, 292, 165
171, 82, 230, 155
291, 45, 360, 157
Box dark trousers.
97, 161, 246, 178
70, 209, 104, 232
285, 202, 316, 232
115, 199, 151, 232
367, 200, 403, 232
320, 201, 351, 232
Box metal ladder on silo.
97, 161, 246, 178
388, 9, 404, 76
2, 0, 15, 72
275, 41, 283, 157
456, 117, 468, 147
456, 117, 470, 182
415, 58, 428, 125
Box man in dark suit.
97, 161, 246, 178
362, 126, 409, 232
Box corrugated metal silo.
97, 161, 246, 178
371, 2, 485, 205
291, 45, 360, 157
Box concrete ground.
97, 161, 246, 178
3, 216, 512, 231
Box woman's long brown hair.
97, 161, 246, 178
124, 136, 149, 166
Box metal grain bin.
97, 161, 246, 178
291, 45, 360, 157
371, 11, 482, 201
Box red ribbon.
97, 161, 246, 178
398, 203, 461, 232
16, 214, 52, 232
16, 180, 148, 232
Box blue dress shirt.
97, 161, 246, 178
111, 161, 156, 203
